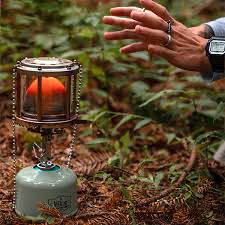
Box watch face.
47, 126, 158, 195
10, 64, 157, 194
209, 41, 225, 54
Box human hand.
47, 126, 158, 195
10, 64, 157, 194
103, 0, 211, 73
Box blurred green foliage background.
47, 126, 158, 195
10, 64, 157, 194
1, 0, 224, 75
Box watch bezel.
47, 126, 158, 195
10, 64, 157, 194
209, 40, 225, 55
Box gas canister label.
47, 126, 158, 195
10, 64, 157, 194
48, 195, 71, 212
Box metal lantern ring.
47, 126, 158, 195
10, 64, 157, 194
12, 57, 83, 218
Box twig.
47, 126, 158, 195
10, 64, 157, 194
75, 211, 108, 220
112, 166, 135, 176
38, 202, 63, 217
140, 144, 197, 206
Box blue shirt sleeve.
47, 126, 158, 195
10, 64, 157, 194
201, 18, 225, 81
205, 17, 225, 37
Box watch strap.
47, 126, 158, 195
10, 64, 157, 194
201, 70, 225, 82
208, 54, 225, 73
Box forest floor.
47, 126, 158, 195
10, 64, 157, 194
1, 78, 225, 225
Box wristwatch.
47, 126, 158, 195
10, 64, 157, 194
202, 37, 225, 81
206, 37, 225, 72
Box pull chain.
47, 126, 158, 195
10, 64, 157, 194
66, 61, 83, 168
12, 67, 17, 210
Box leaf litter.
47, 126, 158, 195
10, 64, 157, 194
1, 91, 225, 224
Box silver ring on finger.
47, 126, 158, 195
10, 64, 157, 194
142, 8, 146, 12
164, 34, 172, 47
167, 20, 172, 34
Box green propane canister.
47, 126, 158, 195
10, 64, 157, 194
15, 165, 77, 218
13, 57, 83, 219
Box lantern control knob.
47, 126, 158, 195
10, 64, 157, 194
33, 143, 54, 170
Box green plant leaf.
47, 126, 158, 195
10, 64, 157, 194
87, 138, 109, 145
84, 14, 101, 27
214, 102, 225, 121
120, 131, 131, 152
34, 34, 54, 50
91, 64, 106, 82
131, 81, 149, 97
139, 89, 180, 107
78, 26, 96, 39
108, 154, 120, 167
0, 72, 10, 80
138, 158, 154, 170
154, 172, 164, 188
113, 115, 134, 134
133, 118, 152, 131
195, 131, 225, 144
94, 172, 111, 182
166, 133, 176, 144
120, 186, 132, 202
93, 110, 109, 122
130, 52, 149, 61
24, 215, 44, 221
114, 140, 120, 151
46, 216, 56, 224
184, 191, 193, 200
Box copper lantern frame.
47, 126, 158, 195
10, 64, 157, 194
12, 57, 83, 171
14, 57, 81, 131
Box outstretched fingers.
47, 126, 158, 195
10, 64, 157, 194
130, 10, 168, 32
148, 44, 176, 62
104, 29, 145, 41
140, 0, 174, 22
135, 25, 168, 46
110, 7, 141, 17
120, 42, 148, 54
103, 16, 141, 29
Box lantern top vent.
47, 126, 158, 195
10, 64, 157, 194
16, 57, 79, 76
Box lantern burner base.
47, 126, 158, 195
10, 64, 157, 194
36, 162, 57, 170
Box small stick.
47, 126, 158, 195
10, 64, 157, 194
112, 166, 135, 176
75, 211, 109, 220
139, 144, 197, 206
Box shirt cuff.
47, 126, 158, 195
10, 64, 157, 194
205, 17, 225, 37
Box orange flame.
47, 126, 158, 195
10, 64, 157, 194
24, 77, 66, 115
26, 77, 65, 96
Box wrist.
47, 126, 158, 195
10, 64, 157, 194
196, 24, 206, 37
200, 54, 212, 73
189, 24, 206, 37
190, 24, 215, 39
199, 39, 212, 73
203, 24, 215, 39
